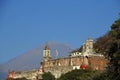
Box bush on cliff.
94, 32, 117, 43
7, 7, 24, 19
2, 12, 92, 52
42, 72, 55, 80
57, 69, 100, 80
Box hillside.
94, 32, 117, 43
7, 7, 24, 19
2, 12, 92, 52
93, 19, 120, 79
94, 19, 120, 54
58, 69, 101, 80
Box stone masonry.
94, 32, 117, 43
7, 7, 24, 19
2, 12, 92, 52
42, 38, 108, 78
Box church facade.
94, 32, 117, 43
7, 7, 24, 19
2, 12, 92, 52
41, 38, 108, 78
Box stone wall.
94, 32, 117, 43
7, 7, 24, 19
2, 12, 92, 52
89, 56, 108, 70
43, 56, 83, 68
42, 55, 108, 78
43, 56, 107, 69
13, 70, 39, 80
9, 55, 108, 79
44, 66, 73, 78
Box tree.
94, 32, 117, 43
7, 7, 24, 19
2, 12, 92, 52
93, 18, 120, 80
42, 72, 55, 80
58, 69, 100, 80
107, 19, 120, 73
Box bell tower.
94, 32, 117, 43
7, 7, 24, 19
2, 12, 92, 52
43, 44, 51, 61
82, 38, 93, 56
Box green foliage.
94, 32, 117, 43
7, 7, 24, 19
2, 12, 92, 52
94, 19, 120, 55
42, 72, 55, 80
107, 19, 120, 73
58, 69, 100, 80
93, 71, 120, 80
93, 18, 120, 80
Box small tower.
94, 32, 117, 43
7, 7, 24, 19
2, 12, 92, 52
43, 44, 51, 61
82, 38, 93, 56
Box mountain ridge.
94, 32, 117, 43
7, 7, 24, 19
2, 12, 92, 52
0, 41, 73, 79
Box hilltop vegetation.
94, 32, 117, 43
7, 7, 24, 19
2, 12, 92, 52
94, 19, 120, 55
94, 19, 120, 73
57, 69, 101, 80
57, 19, 120, 80
42, 72, 55, 80
96, 19, 120, 80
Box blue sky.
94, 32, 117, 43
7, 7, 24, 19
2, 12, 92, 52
0, 0, 120, 64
